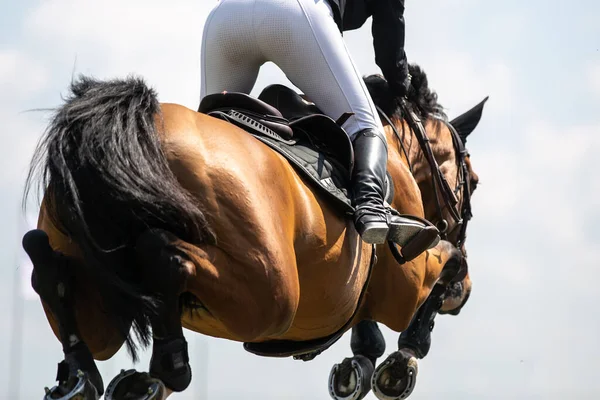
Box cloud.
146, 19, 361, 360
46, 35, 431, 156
22, 0, 215, 107
25, 0, 213, 49
342, 28, 516, 121
587, 61, 600, 96
0, 50, 49, 192
520, 121, 600, 245
0, 110, 46, 191
0, 50, 48, 99
414, 53, 514, 119
472, 118, 600, 269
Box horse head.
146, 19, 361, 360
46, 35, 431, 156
365, 65, 488, 315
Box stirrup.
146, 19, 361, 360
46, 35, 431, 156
386, 213, 440, 260
386, 214, 437, 246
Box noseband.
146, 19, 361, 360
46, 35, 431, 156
376, 103, 473, 253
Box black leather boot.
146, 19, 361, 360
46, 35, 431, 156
352, 129, 439, 253
352, 129, 391, 244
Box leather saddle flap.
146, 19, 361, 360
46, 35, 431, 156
290, 114, 354, 174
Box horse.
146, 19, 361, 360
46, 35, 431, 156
21, 65, 484, 400
328, 68, 487, 400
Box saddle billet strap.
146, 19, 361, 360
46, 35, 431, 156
335, 112, 354, 127
243, 244, 377, 360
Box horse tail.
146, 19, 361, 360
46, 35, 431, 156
24, 75, 215, 360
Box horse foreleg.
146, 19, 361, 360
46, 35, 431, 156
371, 250, 464, 400
22, 230, 104, 400
328, 321, 385, 400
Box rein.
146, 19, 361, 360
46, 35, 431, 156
377, 105, 414, 174
375, 103, 472, 252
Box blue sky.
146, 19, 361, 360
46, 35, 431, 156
1, 0, 599, 399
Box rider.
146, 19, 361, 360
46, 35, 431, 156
200, 0, 438, 252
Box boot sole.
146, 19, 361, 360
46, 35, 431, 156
386, 221, 428, 247
358, 222, 389, 244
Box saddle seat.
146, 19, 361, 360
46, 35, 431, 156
198, 90, 295, 140
199, 86, 354, 171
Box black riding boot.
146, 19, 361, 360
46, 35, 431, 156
352, 129, 439, 253
352, 129, 390, 243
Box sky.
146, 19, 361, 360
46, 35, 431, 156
1, 0, 599, 399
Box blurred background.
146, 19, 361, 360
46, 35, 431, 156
2, 0, 599, 398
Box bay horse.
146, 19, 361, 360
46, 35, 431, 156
22, 65, 484, 400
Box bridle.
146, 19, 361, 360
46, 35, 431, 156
375, 103, 473, 253
440, 117, 473, 251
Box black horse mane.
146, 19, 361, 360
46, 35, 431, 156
364, 63, 446, 122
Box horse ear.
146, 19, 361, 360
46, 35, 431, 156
449, 96, 489, 144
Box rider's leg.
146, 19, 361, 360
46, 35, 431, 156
200, 0, 265, 99
256, 0, 380, 139
255, 0, 437, 248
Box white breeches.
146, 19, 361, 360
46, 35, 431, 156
200, 0, 385, 138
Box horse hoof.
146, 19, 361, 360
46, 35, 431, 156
105, 369, 166, 400
328, 355, 374, 400
371, 350, 418, 400
43, 369, 100, 400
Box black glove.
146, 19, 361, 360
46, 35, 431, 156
389, 73, 411, 99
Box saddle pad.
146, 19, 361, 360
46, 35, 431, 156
248, 130, 394, 217
250, 131, 355, 215
239, 127, 395, 219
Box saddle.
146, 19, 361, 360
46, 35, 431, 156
198, 84, 394, 215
